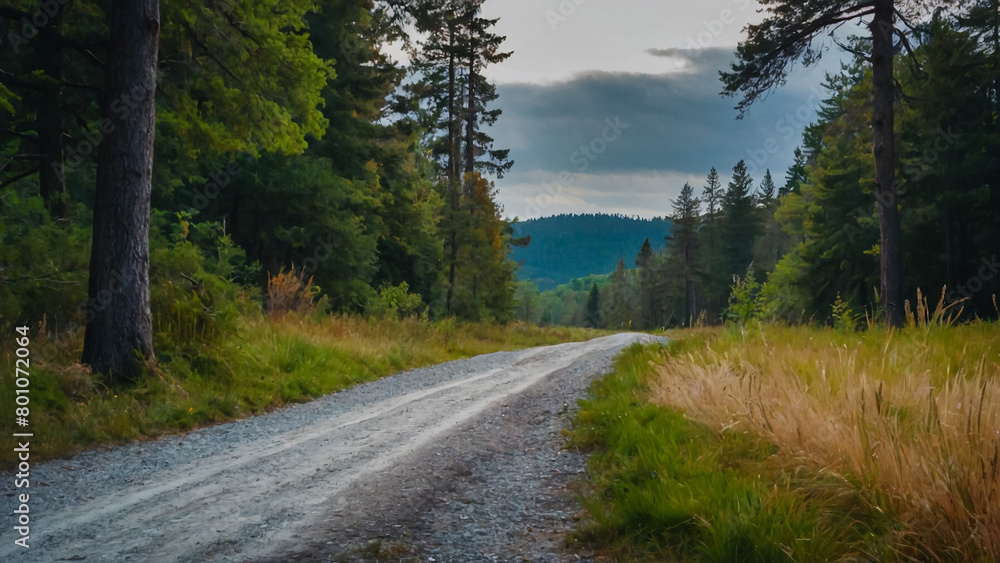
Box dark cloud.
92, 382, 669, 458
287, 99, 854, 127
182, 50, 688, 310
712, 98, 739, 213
490, 46, 833, 186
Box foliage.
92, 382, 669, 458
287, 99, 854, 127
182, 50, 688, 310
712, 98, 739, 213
726, 266, 763, 326
366, 282, 428, 320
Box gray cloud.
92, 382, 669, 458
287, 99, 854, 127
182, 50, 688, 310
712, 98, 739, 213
491, 46, 834, 189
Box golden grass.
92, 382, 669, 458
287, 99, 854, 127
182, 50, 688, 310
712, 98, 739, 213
653, 322, 1000, 558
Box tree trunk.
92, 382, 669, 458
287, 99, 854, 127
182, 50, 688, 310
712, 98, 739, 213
36, 8, 66, 218
81, 0, 160, 383
465, 53, 476, 175
870, 0, 905, 327
445, 21, 459, 317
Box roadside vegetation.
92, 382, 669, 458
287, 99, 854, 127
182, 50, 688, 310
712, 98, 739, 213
0, 307, 604, 469
571, 314, 1000, 560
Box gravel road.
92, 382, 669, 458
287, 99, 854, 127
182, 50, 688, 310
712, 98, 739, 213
2, 333, 665, 562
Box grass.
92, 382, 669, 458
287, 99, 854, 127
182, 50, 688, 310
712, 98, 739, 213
572, 321, 1000, 561
0, 314, 607, 468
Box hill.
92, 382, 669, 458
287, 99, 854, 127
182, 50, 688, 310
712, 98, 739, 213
510, 214, 672, 290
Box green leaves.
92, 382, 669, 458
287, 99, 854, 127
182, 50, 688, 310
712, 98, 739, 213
158, 0, 334, 156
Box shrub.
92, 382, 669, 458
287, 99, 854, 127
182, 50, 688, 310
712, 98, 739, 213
365, 282, 427, 320
266, 265, 319, 319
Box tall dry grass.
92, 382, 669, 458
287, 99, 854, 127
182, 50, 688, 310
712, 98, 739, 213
654, 321, 1000, 558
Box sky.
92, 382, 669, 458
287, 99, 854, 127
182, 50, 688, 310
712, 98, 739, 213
461, 0, 851, 220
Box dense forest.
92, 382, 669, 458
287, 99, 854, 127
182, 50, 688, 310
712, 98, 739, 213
2, 0, 999, 380
1, 0, 527, 381
510, 214, 671, 290
518, 9, 1000, 329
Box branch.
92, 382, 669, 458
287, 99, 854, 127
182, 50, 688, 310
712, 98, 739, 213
182, 22, 246, 86
0, 165, 39, 189
61, 38, 107, 70
895, 30, 925, 77
0, 7, 30, 20
831, 35, 871, 61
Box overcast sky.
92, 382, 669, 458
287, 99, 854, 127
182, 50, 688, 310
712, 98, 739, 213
462, 0, 850, 220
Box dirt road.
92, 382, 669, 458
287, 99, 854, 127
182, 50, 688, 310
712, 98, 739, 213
2, 333, 664, 562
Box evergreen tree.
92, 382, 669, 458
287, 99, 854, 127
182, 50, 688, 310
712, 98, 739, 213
605, 257, 633, 328
670, 183, 700, 325
585, 282, 600, 328
698, 167, 725, 319
721, 0, 909, 325
81, 0, 160, 382
781, 147, 808, 196
721, 160, 758, 283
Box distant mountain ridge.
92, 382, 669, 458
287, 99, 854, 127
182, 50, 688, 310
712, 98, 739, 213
511, 213, 672, 290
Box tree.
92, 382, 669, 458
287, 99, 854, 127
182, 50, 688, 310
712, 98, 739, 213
781, 147, 808, 196
721, 160, 758, 281
670, 183, 700, 325
606, 257, 633, 328
721, 0, 908, 325
81, 0, 161, 382
634, 238, 660, 329
759, 169, 777, 205
585, 282, 600, 328
408, 0, 514, 319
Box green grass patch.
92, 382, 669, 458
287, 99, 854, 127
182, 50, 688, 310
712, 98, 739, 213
570, 342, 903, 562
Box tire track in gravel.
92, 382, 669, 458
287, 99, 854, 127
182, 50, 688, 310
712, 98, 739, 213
1, 333, 662, 562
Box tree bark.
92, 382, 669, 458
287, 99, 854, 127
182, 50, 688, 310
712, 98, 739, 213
870, 0, 904, 327
81, 0, 160, 383
36, 7, 66, 218
445, 20, 458, 318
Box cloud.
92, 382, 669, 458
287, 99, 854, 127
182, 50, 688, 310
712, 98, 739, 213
492, 47, 831, 185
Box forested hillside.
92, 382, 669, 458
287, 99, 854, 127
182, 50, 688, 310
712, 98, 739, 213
511, 214, 671, 290
516, 16, 1000, 329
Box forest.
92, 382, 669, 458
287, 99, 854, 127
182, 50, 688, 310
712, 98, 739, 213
518, 12, 1000, 330
510, 213, 672, 291
2, 0, 1000, 560
1, 0, 530, 384
1, 0, 999, 375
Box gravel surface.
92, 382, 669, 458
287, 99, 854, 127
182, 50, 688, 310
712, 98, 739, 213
1, 333, 666, 562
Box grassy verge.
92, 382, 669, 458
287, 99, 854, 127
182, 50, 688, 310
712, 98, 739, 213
0, 315, 606, 468
571, 322, 1000, 561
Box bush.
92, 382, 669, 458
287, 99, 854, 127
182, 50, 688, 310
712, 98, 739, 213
266, 265, 320, 319
365, 282, 427, 320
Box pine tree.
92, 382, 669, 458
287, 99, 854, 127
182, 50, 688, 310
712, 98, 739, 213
759, 169, 776, 205
721, 160, 759, 282
670, 183, 700, 325
781, 147, 808, 196
81, 0, 160, 383
721, 0, 908, 325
